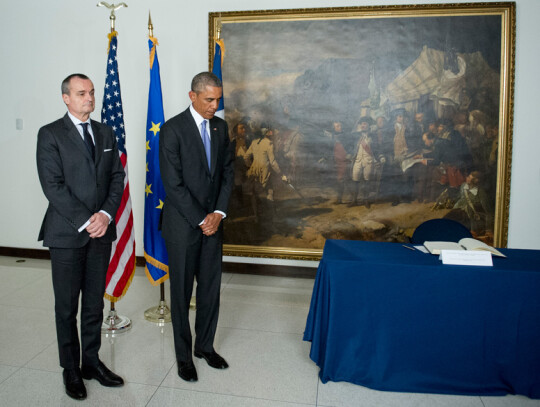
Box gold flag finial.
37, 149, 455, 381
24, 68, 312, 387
216, 15, 222, 41
148, 11, 153, 37
148, 11, 158, 69
97, 2, 128, 32
214, 14, 225, 66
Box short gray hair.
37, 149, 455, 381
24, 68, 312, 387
191, 72, 222, 93
61, 73, 90, 95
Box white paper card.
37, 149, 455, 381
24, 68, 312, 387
440, 250, 493, 266
414, 245, 429, 253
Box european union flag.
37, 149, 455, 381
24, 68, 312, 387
212, 38, 225, 119
143, 36, 168, 285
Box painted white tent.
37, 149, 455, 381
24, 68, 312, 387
380, 45, 499, 114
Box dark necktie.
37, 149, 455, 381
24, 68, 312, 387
80, 122, 95, 161
201, 120, 211, 170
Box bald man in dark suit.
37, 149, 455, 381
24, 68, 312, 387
159, 72, 234, 382
36, 73, 125, 400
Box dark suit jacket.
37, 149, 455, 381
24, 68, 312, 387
159, 107, 234, 241
36, 113, 125, 248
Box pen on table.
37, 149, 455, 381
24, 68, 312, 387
402, 244, 416, 251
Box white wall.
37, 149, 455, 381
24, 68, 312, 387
1, 0, 538, 268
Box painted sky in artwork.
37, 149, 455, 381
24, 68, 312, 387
221, 14, 501, 128
222, 15, 501, 83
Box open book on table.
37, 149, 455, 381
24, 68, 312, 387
423, 238, 506, 257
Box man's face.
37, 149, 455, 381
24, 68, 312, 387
333, 122, 342, 133
189, 85, 222, 120
396, 114, 403, 124
415, 113, 424, 123
62, 77, 95, 121
376, 117, 385, 129
423, 134, 434, 147
237, 124, 246, 137
359, 121, 369, 132
466, 173, 478, 186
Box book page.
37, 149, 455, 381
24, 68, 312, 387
458, 238, 506, 257
423, 241, 463, 255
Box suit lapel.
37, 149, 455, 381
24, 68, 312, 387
209, 119, 219, 176
91, 121, 103, 165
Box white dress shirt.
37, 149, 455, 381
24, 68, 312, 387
66, 112, 113, 232
189, 105, 226, 224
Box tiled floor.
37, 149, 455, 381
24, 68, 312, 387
0, 256, 538, 407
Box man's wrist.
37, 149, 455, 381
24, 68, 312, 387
99, 210, 112, 224
214, 210, 226, 219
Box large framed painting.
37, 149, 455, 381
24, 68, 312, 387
209, 2, 515, 260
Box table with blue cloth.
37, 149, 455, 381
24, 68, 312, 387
303, 240, 540, 399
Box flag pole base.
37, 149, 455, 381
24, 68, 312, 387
144, 300, 171, 325
101, 309, 132, 336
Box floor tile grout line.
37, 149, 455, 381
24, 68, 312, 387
215, 325, 308, 338
0, 273, 52, 302
0, 302, 56, 312
140, 320, 314, 406
155, 383, 317, 406
144, 360, 176, 407
0, 365, 24, 387
22, 337, 58, 368
219, 301, 311, 310
315, 374, 320, 406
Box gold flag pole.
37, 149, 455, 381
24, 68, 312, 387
97, 1, 132, 336
143, 11, 174, 324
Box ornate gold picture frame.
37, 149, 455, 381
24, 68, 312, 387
209, 2, 515, 260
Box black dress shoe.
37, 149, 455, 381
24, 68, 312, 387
63, 368, 87, 400
81, 361, 124, 387
194, 350, 229, 369
177, 361, 198, 382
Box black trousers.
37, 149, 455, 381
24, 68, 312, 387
165, 231, 222, 363
49, 239, 111, 369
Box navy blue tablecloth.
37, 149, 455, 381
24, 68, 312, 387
304, 240, 540, 398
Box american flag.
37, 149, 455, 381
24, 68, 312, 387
101, 31, 136, 302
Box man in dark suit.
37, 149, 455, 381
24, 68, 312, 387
159, 72, 234, 382
36, 73, 125, 400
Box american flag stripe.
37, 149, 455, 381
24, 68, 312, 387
106, 214, 135, 296
104, 161, 135, 301
102, 31, 136, 302
107, 183, 132, 276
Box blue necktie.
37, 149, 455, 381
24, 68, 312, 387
80, 122, 95, 161
201, 120, 211, 170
